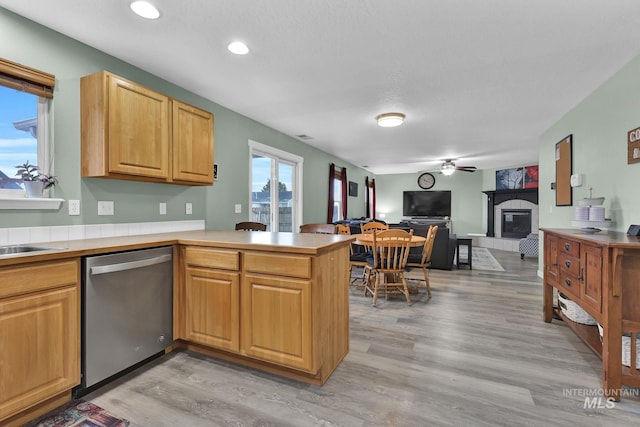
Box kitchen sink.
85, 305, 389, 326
0, 245, 63, 257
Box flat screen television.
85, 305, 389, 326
403, 190, 451, 218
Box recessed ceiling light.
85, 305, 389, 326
227, 41, 250, 55
130, 1, 160, 20
376, 112, 405, 127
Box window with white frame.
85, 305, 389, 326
0, 58, 54, 198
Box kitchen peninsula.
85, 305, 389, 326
0, 231, 352, 426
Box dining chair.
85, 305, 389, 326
235, 221, 267, 231
360, 221, 389, 234
364, 229, 414, 306
336, 224, 368, 285
406, 225, 438, 298
299, 223, 336, 234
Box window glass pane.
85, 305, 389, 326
277, 162, 293, 232
0, 86, 37, 190
333, 178, 342, 221
251, 153, 271, 230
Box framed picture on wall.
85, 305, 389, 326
348, 181, 358, 197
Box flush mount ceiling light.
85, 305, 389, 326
130, 1, 160, 19
376, 113, 405, 127
227, 41, 250, 55
441, 160, 456, 176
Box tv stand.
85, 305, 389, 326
403, 217, 451, 230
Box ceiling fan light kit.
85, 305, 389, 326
376, 112, 405, 127
441, 161, 456, 175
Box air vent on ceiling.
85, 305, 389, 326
295, 134, 313, 140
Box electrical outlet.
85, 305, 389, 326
159, 202, 167, 215
97, 201, 114, 216
235, 204, 242, 214
186, 202, 193, 215
68, 199, 80, 216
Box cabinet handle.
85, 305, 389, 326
565, 278, 572, 287
564, 243, 571, 251
565, 260, 571, 268
578, 267, 584, 282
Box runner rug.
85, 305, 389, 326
24, 399, 130, 427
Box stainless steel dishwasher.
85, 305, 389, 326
80, 246, 173, 392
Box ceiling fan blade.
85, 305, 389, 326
456, 166, 477, 172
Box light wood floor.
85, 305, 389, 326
85, 249, 640, 426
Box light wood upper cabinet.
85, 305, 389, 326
172, 100, 214, 184
81, 71, 214, 185
0, 260, 80, 423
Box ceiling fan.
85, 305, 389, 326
439, 159, 477, 175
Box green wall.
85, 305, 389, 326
375, 171, 484, 236
0, 8, 369, 229
538, 54, 640, 233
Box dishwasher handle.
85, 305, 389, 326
90, 254, 172, 275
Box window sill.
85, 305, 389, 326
0, 197, 64, 210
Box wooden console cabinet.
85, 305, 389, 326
542, 228, 640, 400
0, 259, 80, 425
177, 239, 350, 385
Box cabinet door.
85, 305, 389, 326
185, 266, 239, 352
241, 274, 316, 372
581, 243, 603, 313
172, 100, 214, 184
545, 233, 559, 285
0, 286, 79, 420
108, 74, 170, 178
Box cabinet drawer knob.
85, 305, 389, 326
565, 260, 571, 268
565, 278, 572, 287
564, 243, 571, 251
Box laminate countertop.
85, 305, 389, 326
0, 230, 355, 267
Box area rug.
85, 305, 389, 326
458, 246, 505, 271
24, 399, 130, 427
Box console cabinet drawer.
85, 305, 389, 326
558, 271, 580, 299
559, 238, 580, 257
559, 254, 580, 277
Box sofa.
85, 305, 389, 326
391, 220, 457, 270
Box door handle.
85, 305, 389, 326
90, 254, 172, 275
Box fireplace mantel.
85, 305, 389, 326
482, 188, 538, 237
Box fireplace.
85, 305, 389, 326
501, 209, 532, 238
482, 189, 538, 238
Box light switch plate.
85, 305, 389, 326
186, 202, 193, 215
159, 202, 167, 215
235, 204, 242, 213
98, 201, 114, 216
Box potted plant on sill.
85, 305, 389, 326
15, 161, 58, 198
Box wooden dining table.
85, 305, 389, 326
352, 233, 426, 247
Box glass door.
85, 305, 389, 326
251, 150, 298, 232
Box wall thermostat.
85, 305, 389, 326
570, 173, 583, 187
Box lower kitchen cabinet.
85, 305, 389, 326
0, 259, 80, 424
184, 267, 240, 352
241, 273, 315, 372
178, 242, 350, 385
183, 247, 240, 352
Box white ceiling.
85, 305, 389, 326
3, 0, 640, 175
